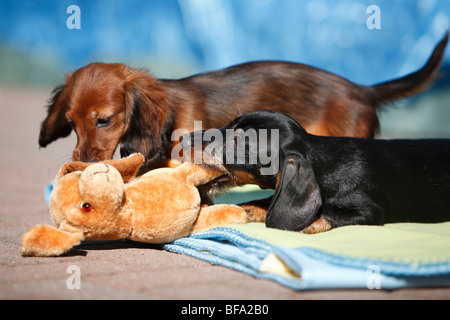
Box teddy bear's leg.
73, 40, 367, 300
21, 224, 84, 257
190, 204, 248, 234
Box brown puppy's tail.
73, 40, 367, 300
370, 32, 448, 104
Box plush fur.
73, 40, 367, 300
21, 154, 260, 257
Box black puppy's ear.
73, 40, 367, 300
265, 154, 322, 231
39, 85, 72, 148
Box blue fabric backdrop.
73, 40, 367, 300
1, 0, 449, 84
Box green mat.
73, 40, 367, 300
231, 222, 450, 265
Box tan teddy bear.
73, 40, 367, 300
21, 153, 263, 256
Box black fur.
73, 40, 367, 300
181, 110, 450, 231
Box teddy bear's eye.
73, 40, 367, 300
81, 203, 93, 213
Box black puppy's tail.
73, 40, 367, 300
370, 32, 448, 104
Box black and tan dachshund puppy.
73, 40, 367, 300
180, 110, 450, 233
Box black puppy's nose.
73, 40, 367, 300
180, 134, 192, 149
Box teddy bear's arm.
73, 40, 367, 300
21, 224, 84, 257
190, 204, 250, 234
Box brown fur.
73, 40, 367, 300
301, 218, 332, 234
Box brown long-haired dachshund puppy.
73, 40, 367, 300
39, 33, 448, 174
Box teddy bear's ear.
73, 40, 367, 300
102, 153, 144, 183
57, 161, 89, 180
56, 153, 144, 183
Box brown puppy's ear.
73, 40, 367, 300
57, 153, 145, 183
39, 85, 72, 148
265, 154, 322, 231
121, 68, 172, 169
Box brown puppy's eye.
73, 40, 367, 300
81, 203, 93, 213
96, 117, 111, 128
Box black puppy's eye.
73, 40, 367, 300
96, 117, 111, 128
68, 120, 76, 129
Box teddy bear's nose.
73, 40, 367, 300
79, 163, 124, 208
92, 163, 111, 179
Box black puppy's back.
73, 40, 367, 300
306, 134, 450, 225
